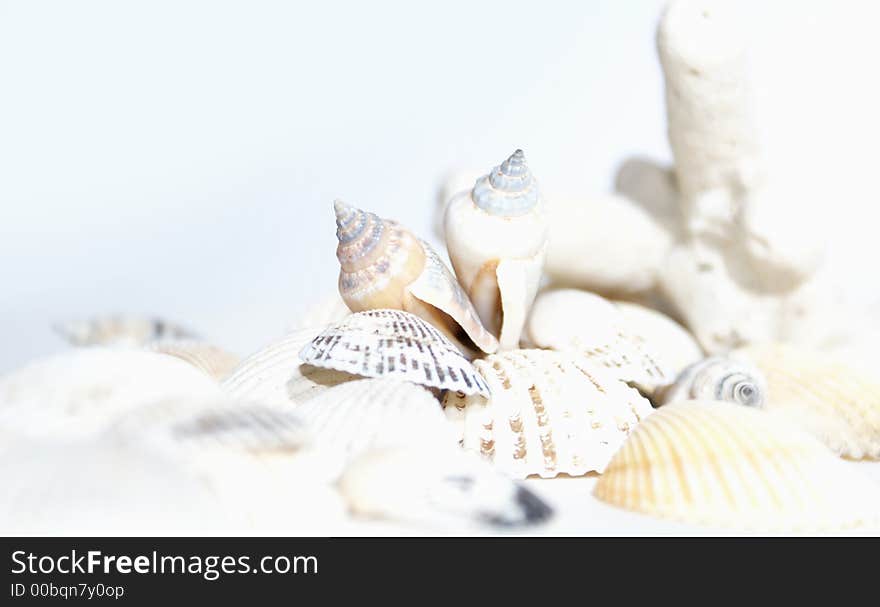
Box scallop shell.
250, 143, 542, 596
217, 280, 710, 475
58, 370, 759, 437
443, 349, 655, 479
614, 300, 703, 374
444, 149, 548, 350
0, 348, 224, 439
656, 355, 766, 408
525, 289, 672, 390
733, 343, 880, 460
146, 340, 240, 381
333, 200, 498, 355
594, 401, 880, 531
221, 327, 357, 408
54, 315, 196, 347
299, 309, 490, 397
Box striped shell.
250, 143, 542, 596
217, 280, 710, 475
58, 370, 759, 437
299, 309, 490, 397
734, 344, 880, 460
443, 349, 655, 478
333, 200, 498, 355
54, 315, 196, 347
525, 289, 672, 390
657, 356, 766, 407
594, 401, 880, 531
147, 340, 240, 381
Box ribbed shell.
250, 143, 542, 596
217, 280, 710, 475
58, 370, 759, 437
657, 355, 766, 407
471, 149, 539, 217
54, 316, 196, 347
594, 401, 880, 531
526, 289, 672, 390
734, 344, 880, 460
299, 309, 490, 397
221, 328, 357, 408
443, 349, 655, 478
147, 340, 240, 381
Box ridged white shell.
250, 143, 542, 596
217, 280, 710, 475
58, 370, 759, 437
614, 301, 704, 374
734, 344, 880, 460
147, 340, 240, 381
657, 355, 766, 408
0, 349, 224, 439
444, 149, 548, 351
525, 289, 672, 390
333, 200, 498, 354
54, 315, 196, 346
443, 349, 655, 479
221, 327, 357, 407
299, 309, 491, 397
594, 401, 880, 531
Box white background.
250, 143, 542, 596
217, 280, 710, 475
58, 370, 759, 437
2, 0, 879, 373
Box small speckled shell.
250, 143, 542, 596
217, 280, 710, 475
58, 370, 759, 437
54, 316, 196, 347
299, 309, 490, 397
443, 349, 655, 478
147, 340, 240, 381
657, 355, 766, 407
594, 401, 880, 531
734, 344, 880, 460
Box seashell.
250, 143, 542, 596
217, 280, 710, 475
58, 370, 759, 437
733, 344, 880, 460
444, 149, 548, 350
524, 289, 672, 391
299, 309, 490, 397
593, 401, 880, 531
613, 300, 703, 375
146, 339, 240, 381
443, 349, 655, 479
333, 200, 498, 355
221, 327, 357, 408
656, 355, 766, 408
434, 167, 482, 241
288, 292, 352, 332
0, 349, 224, 440
54, 315, 196, 347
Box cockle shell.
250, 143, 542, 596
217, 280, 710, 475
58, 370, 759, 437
0, 348, 224, 439
733, 344, 880, 460
333, 200, 498, 355
524, 289, 672, 391
147, 340, 240, 381
614, 301, 703, 374
54, 315, 196, 347
299, 309, 490, 397
221, 327, 357, 408
443, 349, 655, 479
593, 401, 880, 531
656, 355, 766, 408
444, 150, 548, 351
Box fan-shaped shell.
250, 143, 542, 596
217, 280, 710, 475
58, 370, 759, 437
333, 200, 498, 355
594, 401, 880, 531
443, 349, 655, 479
525, 289, 672, 390
54, 315, 196, 347
733, 344, 880, 460
444, 149, 548, 351
657, 355, 766, 407
147, 340, 240, 381
221, 327, 357, 408
299, 309, 490, 397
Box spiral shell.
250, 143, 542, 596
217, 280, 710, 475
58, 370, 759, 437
54, 315, 196, 347
147, 340, 240, 381
734, 343, 880, 460
443, 349, 655, 479
333, 200, 497, 355
657, 356, 766, 408
444, 149, 548, 350
299, 309, 490, 397
594, 401, 880, 531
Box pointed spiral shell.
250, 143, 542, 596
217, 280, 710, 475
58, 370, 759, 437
471, 149, 539, 217
658, 356, 766, 408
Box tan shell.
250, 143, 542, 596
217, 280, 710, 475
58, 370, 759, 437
444, 150, 548, 350
54, 315, 196, 347
734, 344, 880, 460
147, 340, 240, 381
525, 289, 672, 390
594, 401, 880, 531
656, 355, 766, 408
333, 200, 498, 355
221, 328, 357, 408
299, 309, 490, 397
443, 349, 655, 479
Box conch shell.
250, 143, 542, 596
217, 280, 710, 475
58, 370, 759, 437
444, 150, 548, 350
299, 309, 491, 397
594, 401, 880, 531
333, 200, 497, 355
656, 355, 766, 408
443, 349, 654, 479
